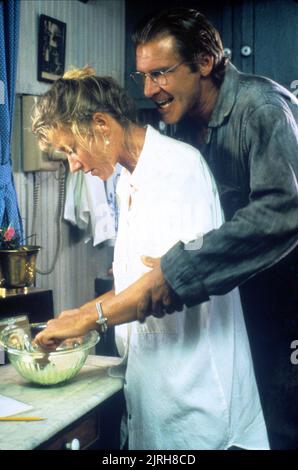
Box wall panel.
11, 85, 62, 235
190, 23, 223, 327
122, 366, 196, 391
12, 0, 124, 314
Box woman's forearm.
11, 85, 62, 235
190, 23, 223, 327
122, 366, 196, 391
34, 267, 165, 349
82, 268, 161, 327
81, 278, 146, 327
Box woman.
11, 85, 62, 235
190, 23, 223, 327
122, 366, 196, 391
33, 67, 269, 450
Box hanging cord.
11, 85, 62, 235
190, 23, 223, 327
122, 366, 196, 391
31, 171, 40, 247
32, 162, 66, 275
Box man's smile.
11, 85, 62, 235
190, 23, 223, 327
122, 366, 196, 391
155, 96, 174, 109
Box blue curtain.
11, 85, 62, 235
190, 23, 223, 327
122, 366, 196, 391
0, 0, 23, 242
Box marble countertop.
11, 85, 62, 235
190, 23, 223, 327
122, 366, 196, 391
0, 355, 124, 450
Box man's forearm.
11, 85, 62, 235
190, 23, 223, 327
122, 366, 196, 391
161, 208, 298, 308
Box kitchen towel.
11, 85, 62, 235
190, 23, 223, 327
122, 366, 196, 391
64, 167, 121, 246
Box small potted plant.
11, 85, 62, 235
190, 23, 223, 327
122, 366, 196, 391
0, 226, 40, 288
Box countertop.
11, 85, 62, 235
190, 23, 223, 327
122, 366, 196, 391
0, 355, 124, 450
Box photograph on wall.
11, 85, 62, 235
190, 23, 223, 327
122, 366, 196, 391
38, 14, 66, 83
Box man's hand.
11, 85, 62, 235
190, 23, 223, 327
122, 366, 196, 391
33, 308, 94, 351
137, 256, 183, 322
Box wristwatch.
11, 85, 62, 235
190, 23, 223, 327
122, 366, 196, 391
95, 300, 108, 334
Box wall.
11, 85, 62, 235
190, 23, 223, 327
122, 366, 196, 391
16, 0, 124, 94
12, 0, 125, 314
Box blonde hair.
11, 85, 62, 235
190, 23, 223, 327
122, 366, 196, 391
63, 65, 96, 80
32, 66, 137, 151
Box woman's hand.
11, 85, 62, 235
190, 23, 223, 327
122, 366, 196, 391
33, 307, 95, 351
137, 256, 183, 322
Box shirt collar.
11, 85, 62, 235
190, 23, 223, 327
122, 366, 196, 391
208, 62, 240, 128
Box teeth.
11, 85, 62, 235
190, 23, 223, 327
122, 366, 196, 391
156, 98, 173, 108
156, 98, 174, 108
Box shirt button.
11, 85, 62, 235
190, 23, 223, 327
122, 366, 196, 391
128, 414, 132, 420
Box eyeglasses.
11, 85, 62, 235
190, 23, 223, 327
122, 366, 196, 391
130, 61, 189, 89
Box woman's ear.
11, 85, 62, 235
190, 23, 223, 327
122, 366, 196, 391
92, 112, 110, 134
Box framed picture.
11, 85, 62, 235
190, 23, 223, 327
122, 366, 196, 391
38, 14, 66, 83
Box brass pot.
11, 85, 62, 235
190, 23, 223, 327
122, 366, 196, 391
0, 246, 40, 288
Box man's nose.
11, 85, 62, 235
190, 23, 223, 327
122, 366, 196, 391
143, 76, 161, 98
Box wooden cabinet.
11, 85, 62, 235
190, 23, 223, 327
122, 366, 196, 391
39, 409, 100, 450
0, 288, 54, 323
36, 390, 124, 450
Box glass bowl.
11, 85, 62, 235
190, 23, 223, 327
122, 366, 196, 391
0, 323, 99, 385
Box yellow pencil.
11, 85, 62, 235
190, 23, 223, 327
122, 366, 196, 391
0, 416, 46, 421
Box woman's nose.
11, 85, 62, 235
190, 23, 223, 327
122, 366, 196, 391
143, 76, 161, 98
68, 155, 82, 173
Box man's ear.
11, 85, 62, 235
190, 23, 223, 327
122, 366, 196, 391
198, 55, 214, 78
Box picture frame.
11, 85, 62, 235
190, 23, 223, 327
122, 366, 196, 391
37, 14, 66, 83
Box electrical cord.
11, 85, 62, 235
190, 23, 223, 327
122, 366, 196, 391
32, 162, 66, 275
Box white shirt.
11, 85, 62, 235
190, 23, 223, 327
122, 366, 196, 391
112, 125, 269, 450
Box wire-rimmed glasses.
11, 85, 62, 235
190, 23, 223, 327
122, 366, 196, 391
130, 61, 186, 89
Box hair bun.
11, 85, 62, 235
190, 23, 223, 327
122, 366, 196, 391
63, 65, 96, 80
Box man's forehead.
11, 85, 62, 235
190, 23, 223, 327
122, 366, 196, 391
136, 36, 180, 70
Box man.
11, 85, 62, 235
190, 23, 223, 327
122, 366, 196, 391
128, 7, 298, 449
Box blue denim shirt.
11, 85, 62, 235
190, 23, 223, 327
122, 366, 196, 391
161, 62, 298, 306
